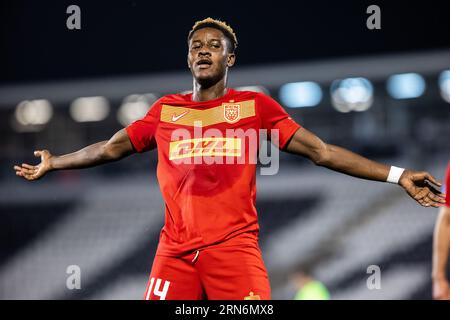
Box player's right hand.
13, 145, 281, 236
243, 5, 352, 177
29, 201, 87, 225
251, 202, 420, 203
14, 150, 53, 181
398, 170, 446, 208
433, 279, 450, 300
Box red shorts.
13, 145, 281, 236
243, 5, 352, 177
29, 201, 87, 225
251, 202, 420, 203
143, 242, 271, 300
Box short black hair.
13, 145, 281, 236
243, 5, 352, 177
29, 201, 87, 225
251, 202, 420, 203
187, 17, 238, 53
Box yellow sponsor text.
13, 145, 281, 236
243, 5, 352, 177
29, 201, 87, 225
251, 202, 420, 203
169, 137, 241, 160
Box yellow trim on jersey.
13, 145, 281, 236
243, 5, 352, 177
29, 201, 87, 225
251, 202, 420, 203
160, 100, 255, 127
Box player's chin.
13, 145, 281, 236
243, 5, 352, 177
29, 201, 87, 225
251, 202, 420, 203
194, 71, 221, 86
194, 68, 216, 79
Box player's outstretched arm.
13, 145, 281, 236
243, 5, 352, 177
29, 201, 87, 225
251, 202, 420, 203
285, 127, 445, 208
432, 206, 450, 300
14, 128, 135, 181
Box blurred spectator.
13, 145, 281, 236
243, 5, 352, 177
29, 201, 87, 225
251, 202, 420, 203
291, 268, 330, 300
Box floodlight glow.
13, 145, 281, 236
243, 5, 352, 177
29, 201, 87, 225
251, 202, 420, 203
331, 77, 374, 113
387, 73, 426, 99
117, 93, 158, 126
438, 70, 450, 103
279, 82, 322, 108
70, 96, 110, 122
15, 99, 53, 126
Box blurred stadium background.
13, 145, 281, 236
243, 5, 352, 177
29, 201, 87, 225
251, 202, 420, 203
1, 0, 449, 299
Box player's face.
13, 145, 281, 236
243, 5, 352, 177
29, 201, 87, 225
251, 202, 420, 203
188, 27, 235, 86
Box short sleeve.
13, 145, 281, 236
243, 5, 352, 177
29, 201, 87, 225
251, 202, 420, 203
257, 93, 301, 149
125, 101, 161, 153
446, 163, 450, 207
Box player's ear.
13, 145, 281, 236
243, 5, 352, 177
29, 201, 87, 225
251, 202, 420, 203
227, 52, 235, 68
187, 55, 191, 69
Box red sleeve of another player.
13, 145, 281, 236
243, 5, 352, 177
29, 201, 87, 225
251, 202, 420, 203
257, 93, 301, 149
125, 101, 161, 153
446, 163, 450, 207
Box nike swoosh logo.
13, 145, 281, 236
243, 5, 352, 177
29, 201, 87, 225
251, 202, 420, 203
171, 111, 189, 122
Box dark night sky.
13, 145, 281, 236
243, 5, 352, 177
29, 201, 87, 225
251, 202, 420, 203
1, 0, 449, 84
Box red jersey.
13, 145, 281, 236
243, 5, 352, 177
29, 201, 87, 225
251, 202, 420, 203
126, 89, 301, 256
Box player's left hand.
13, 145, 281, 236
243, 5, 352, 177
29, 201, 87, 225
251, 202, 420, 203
399, 170, 446, 208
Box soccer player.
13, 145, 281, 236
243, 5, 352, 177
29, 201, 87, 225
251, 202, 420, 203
432, 162, 450, 300
14, 18, 446, 300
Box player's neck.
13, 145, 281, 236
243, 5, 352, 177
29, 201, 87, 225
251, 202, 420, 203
192, 78, 228, 102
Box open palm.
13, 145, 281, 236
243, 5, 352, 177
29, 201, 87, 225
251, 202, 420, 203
399, 170, 446, 208
14, 150, 53, 181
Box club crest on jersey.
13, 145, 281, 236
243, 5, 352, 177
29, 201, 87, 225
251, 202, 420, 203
223, 103, 241, 124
